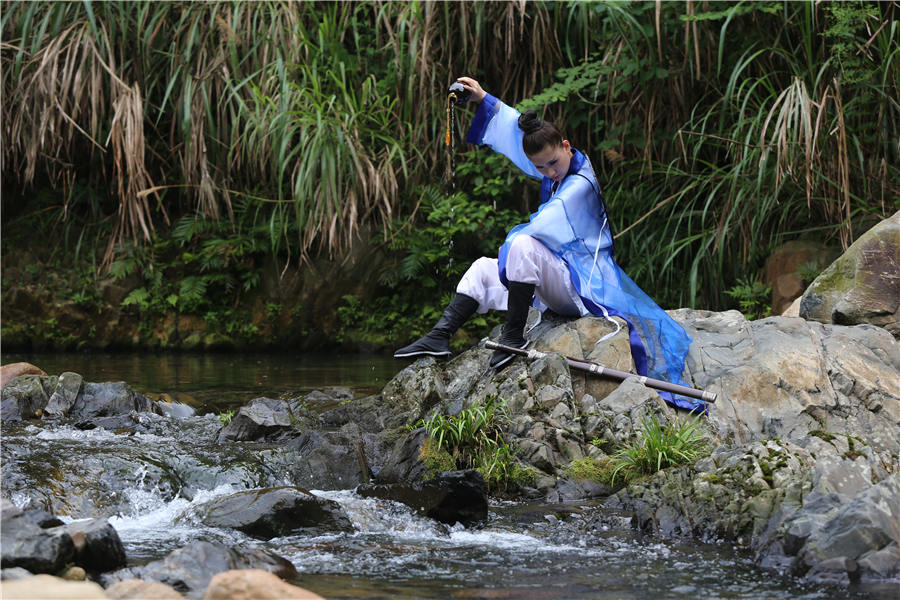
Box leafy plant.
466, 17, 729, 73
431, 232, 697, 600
217, 409, 236, 425
725, 277, 772, 320
417, 396, 534, 493
609, 413, 709, 484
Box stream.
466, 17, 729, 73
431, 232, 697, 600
1, 352, 890, 599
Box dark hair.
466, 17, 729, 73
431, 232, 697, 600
517, 110, 563, 156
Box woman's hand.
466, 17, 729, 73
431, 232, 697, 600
456, 76, 486, 104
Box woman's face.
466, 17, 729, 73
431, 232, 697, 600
528, 139, 572, 183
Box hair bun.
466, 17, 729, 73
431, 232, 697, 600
518, 110, 543, 135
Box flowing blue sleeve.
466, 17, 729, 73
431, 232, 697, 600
466, 93, 541, 180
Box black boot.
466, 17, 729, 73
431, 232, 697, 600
490, 281, 535, 368
394, 293, 479, 358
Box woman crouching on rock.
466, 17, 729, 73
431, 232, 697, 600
395, 76, 702, 412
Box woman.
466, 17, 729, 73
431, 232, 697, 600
395, 77, 701, 411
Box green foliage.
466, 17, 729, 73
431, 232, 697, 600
418, 396, 534, 493
217, 409, 236, 425
609, 413, 710, 484
725, 277, 772, 320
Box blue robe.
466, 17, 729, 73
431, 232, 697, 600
467, 93, 705, 412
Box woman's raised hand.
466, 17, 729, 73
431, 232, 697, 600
456, 76, 486, 104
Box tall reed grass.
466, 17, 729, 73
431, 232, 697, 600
2, 1, 897, 310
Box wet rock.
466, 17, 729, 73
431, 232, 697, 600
0, 499, 75, 574
189, 487, 354, 539
44, 372, 84, 417
0, 574, 108, 599
1, 374, 55, 421
105, 579, 185, 599
58, 518, 127, 573
281, 423, 379, 489
216, 397, 296, 442
72, 381, 161, 420
202, 569, 325, 600
101, 540, 297, 598
357, 469, 488, 526
371, 428, 430, 486
0, 363, 46, 389
792, 474, 900, 581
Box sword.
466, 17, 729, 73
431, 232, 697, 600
484, 340, 716, 403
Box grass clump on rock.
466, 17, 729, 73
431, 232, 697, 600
610, 413, 710, 484
418, 397, 536, 493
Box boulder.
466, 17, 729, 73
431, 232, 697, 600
0, 574, 108, 599
800, 211, 900, 338
673, 309, 900, 454
201, 569, 325, 600
101, 540, 296, 597
1, 375, 55, 421
188, 487, 354, 539
358, 469, 488, 526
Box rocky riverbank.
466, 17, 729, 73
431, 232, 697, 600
2, 303, 899, 597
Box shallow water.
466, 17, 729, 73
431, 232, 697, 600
2, 353, 895, 599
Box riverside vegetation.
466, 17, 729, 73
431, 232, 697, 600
2, 1, 898, 351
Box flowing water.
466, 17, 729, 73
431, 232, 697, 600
1, 352, 893, 599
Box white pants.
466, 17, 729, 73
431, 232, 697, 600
456, 235, 589, 316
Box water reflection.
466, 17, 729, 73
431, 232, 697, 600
0, 352, 401, 413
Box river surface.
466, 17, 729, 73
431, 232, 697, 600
2, 352, 894, 599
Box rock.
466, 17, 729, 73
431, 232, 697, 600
105, 579, 184, 599
101, 540, 297, 597
1, 374, 55, 421
189, 487, 354, 539
1, 567, 36, 580
792, 474, 900, 580
800, 211, 900, 338
45, 372, 84, 417
58, 519, 127, 573
71, 381, 161, 420
379, 358, 447, 426
1, 499, 75, 574
0, 363, 46, 389
201, 569, 325, 600
281, 424, 379, 489
0, 574, 108, 599
216, 397, 296, 442
673, 309, 900, 454
358, 469, 488, 526
764, 240, 839, 316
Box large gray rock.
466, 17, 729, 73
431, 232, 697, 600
188, 487, 353, 539
673, 309, 900, 455
800, 211, 900, 338
358, 469, 488, 526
